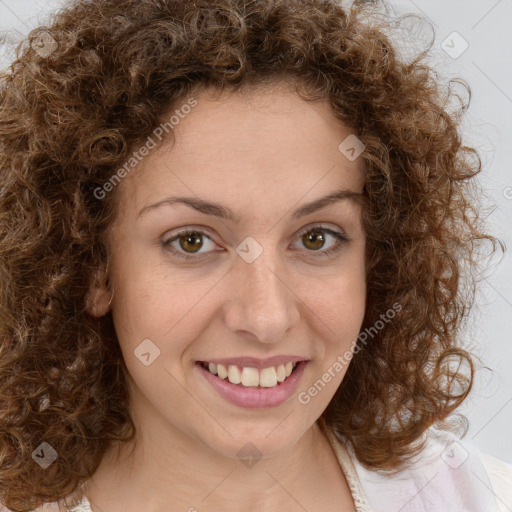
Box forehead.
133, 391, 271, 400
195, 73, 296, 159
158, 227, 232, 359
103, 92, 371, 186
113, 83, 365, 223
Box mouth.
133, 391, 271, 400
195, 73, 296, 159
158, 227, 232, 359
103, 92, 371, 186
195, 359, 309, 408
197, 360, 300, 388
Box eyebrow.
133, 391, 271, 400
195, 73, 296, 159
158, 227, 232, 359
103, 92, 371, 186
137, 188, 365, 222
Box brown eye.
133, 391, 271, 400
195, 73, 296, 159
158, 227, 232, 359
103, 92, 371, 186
294, 226, 349, 257
301, 229, 327, 251
178, 231, 204, 253
162, 229, 217, 260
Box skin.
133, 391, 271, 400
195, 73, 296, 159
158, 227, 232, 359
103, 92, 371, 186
82, 82, 367, 512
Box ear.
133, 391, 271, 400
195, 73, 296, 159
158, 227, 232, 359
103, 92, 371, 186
85, 267, 113, 318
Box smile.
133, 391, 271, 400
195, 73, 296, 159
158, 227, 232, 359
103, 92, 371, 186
199, 361, 298, 388
195, 360, 308, 408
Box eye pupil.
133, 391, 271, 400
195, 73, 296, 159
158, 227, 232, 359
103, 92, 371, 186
303, 230, 325, 250
180, 232, 203, 253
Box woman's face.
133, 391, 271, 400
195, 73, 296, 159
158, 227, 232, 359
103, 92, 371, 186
89, 84, 367, 459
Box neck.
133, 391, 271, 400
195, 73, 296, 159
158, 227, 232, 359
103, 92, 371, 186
79, 380, 353, 512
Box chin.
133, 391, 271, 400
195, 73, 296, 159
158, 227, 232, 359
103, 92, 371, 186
193, 416, 314, 461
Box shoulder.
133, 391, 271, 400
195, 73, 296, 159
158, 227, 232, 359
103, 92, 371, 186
325, 424, 512, 512
477, 450, 512, 512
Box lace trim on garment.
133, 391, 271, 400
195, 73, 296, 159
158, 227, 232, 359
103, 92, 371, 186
46, 425, 511, 512
336, 425, 504, 512
56, 485, 93, 512
319, 419, 374, 512
66, 502, 92, 512
63, 424, 373, 512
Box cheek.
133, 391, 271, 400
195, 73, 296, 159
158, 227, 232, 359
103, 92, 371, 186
110, 242, 211, 332
309, 279, 365, 346
110, 267, 218, 377
306, 250, 366, 341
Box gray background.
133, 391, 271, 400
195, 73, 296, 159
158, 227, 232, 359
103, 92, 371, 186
1, 0, 511, 462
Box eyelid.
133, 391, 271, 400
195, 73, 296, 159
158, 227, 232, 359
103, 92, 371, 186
161, 223, 350, 261
161, 226, 219, 260
295, 222, 345, 238
292, 224, 350, 258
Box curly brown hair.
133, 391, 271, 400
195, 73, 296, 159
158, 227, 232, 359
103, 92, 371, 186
0, 0, 501, 510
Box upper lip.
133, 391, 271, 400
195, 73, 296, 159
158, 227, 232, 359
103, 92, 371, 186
197, 355, 308, 369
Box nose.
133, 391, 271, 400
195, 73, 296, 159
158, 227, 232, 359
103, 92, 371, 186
223, 247, 300, 344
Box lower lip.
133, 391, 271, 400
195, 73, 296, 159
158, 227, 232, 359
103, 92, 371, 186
195, 361, 308, 409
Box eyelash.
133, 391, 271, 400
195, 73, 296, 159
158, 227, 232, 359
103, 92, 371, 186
161, 225, 350, 261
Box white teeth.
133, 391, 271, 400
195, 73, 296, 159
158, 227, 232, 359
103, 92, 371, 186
217, 363, 228, 379
260, 367, 278, 387
228, 365, 241, 384
202, 361, 300, 388
241, 367, 259, 387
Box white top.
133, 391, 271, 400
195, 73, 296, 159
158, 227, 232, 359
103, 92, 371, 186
322, 423, 512, 512
20, 425, 512, 512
